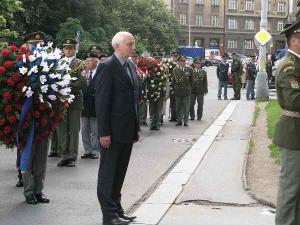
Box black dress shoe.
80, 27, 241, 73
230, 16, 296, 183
197, 118, 202, 121
25, 194, 38, 205
57, 159, 69, 167
103, 217, 130, 225
150, 126, 160, 130
175, 122, 182, 126
81, 153, 92, 159
35, 193, 50, 203
16, 174, 23, 187
48, 152, 58, 157
184, 123, 188, 126
66, 160, 76, 167
90, 154, 99, 159
119, 213, 137, 221
169, 118, 177, 122
190, 117, 195, 120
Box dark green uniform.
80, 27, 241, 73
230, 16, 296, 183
273, 19, 300, 225
173, 66, 193, 125
231, 58, 243, 99
189, 68, 208, 120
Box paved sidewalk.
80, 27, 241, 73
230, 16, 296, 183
132, 100, 275, 225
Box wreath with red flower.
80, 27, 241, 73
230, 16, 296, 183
136, 57, 167, 102
0, 44, 72, 150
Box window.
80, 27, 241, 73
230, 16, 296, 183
196, 15, 203, 27
195, 0, 204, 5
229, 0, 237, 10
245, 0, 254, 11
228, 40, 237, 49
245, 19, 254, 30
244, 40, 254, 49
211, 15, 219, 27
267, 20, 271, 30
179, 0, 188, 3
179, 14, 187, 25
268, 1, 271, 12
277, 2, 285, 13
277, 21, 284, 31
228, 18, 238, 29
212, 0, 219, 6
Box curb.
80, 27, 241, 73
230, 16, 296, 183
242, 103, 276, 209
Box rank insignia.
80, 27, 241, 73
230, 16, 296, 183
289, 77, 299, 89
36, 34, 40, 39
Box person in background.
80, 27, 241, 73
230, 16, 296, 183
189, 58, 207, 121
230, 52, 243, 100
216, 54, 229, 100
245, 55, 257, 100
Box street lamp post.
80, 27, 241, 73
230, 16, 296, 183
255, 0, 270, 100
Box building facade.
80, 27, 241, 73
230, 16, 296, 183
165, 0, 289, 56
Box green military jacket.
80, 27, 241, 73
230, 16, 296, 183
231, 59, 243, 75
68, 58, 86, 110
173, 66, 193, 97
273, 51, 300, 150
191, 68, 208, 95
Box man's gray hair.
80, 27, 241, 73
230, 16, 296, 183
111, 31, 133, 48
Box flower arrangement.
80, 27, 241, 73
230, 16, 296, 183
0, 43, 75, 150
163, 59, 177, 95
136, 57, 167, 102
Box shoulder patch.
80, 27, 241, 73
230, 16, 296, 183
289, 77, 300, 89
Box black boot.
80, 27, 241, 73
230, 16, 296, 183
16, 169, 23, 187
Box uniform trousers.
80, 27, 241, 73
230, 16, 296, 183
97, 143, 133, 222
60, 109, 81, 161
232, 74, 242, 98
175, 96, 190, 124
169, 94, 177, 120
139, 102, 148, 124
49, 124, 64, 155
275, 148, 300, 225
22, 138, 49, 197
81, 117, 100, 155
149, 98, 163, 127
189, 93, 204, 120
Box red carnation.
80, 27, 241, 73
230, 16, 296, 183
4, 61, 13, 68
49, 110, 55, 118
12, 74, 20, 82
0, 66, 5, 74
39, 104, 47, 111
50, 123, 56, 130
8, 45, 17, 52
8, 115, 17, 124
17, 55, 23, 61
0, 118, 5, 126
4, 105, 12, 113
20, 46, 27, 54
7, 79, 15, 87
1, 49, 9, 56
3, 126, 12, 134
3, 91, 12, 100
17, 82, 25, 90
34, 111, 40, 118
41, 118, 48, 127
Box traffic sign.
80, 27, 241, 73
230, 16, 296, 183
255, 29, 272, 46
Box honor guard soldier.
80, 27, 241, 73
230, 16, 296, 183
20, 31, 51, 204
273, 19, 300, 225
230, 52, 243, 100
16, 31, 46, 189
245, 55, 257, 100
169, 51, 179, 122
56, 38, 86, 167
217, 54, 229, 100
172, 56, 193, 126
189, 58, 207, 121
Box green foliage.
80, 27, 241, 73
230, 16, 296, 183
252, 102, 260, 126
265, 100, 281, 164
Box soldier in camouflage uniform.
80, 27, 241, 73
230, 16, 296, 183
189, 58, 208, 121
57, 38, 86, 167
230, 53, 243, 100
173, 56, 193, 126
273, 19, 300, 225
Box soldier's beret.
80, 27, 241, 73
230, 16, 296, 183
22, 31, 45, 43
193, 57, 201, 63
62, 38, 77, 47
281, 19, 300, 38
178, 55, 187, 61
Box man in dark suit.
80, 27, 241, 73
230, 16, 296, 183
95, 31, 139, 225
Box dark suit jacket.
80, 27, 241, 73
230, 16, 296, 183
95, 54, 139, 143
82, 68, 98, 118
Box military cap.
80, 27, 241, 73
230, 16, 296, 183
193, 57, 201, 63
152, 52, 163, 57
85, 50, 99, 59
88, 44, 103, 53
178, 55, 187, 61
99, 53, 108, 59
281, 19, 300, 38
22, 31, 45, 43
62, 38, 77, 47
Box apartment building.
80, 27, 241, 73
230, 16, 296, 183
165, 0, 289, 55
